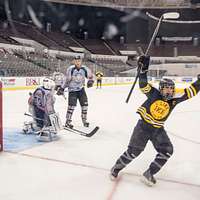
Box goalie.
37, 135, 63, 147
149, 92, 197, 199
23, 78, 61, 142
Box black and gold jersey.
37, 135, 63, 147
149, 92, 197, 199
96, 72, 103, 80
137, 73, 200, 128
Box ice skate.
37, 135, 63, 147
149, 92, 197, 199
64, 120, 73, 129
141, 169, 156, 186
83, 121, 89, 127
109, 165, 121, 181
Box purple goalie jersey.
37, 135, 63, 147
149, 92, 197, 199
33, 86, 55, 114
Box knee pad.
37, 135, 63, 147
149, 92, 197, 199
81, 106, 88, 113
159, 145, 173, 159
128, 146, 143, 158
68, 106, 75, 112
165, 145, 174, 157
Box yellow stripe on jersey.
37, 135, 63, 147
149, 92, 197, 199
140, 84, 151, 94
138, 111, 162, 128
186, 85, 197, 99
138, 107, 165, 124
186, 88, 191, 99
137, 107, 164, 128
190, 85, 197, 96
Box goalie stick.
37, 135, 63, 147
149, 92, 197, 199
63, 126, 99, 137
24, 112, 44, 121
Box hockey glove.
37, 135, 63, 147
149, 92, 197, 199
87, 79, 94, 88
137, 55, 150, 73
56, 87, 64, 95
197, 74, 200, 80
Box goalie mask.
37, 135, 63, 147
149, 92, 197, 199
159, 78, 175, 101
42, 78, 55, 90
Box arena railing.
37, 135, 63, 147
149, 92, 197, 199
46, 0, 191, 8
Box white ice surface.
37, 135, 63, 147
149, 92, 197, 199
1, 84, 200, 200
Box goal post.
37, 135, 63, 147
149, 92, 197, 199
0, 81, 2, 151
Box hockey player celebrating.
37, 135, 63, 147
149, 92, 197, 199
110, 55, 200, 186
24, 78, 60, 141
57, 55, 94, 128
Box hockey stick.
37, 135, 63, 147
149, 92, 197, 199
25, 112, 99, 137
63, 126, 99, 137
24, 112, 44, 121
125, 12, 180, 103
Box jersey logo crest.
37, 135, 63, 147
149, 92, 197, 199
150, 100, 170, 120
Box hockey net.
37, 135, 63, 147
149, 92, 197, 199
0, 81, 2, 151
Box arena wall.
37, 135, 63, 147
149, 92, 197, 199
0, 76, 196, 93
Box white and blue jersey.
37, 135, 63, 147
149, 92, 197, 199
52, 72, 64, 86
62, 65, 93, 92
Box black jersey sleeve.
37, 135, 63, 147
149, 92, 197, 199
139, 72, 158, 97
174, 79, 200, 104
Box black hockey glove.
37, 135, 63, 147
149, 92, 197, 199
87, 79, 94, 88
137, 55, 150, 73
57, 87, 64, 95
197, 74, 200, 80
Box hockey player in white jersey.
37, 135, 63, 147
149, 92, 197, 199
57, 55, 94, 128
23, 78, 61, 141
52, 70, 64, 91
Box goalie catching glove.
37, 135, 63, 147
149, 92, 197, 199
137, 55, 150, 74
87, 79, 94, 88
57, 87, 64, 95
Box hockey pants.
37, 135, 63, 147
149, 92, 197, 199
114, 120, 173, 175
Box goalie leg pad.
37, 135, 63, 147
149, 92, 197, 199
36, 127, 59, 142
22, 121, 42, 134
49, 113, 62, 131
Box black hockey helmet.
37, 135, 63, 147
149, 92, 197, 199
74, 55, 81, 60
159, 78, 175, 100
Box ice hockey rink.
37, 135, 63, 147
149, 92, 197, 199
1, 84, 200, 200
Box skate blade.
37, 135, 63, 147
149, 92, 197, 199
140, 176, 155, 187
109, 174, 118, 181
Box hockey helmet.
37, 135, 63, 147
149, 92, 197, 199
74, 55, 81, 60
42, 78, 55, 90
159, 78, 175, 100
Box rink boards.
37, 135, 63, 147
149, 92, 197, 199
0, 76, 196, 93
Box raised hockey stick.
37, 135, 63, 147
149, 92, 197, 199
125, 12, 180, 103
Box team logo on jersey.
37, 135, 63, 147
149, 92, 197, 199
74, 73, 84, 83
150, 100, 170, 120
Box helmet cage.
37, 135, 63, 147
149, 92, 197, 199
43, 78, 55, 90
